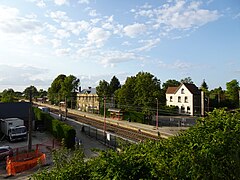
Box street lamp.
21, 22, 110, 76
103, 96, 106, 133
156, 98, 158, 129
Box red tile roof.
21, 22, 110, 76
166, 87, 178, 94
166, 83, 200, 95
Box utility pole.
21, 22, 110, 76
156, 98, 158, 129
201, 91, 205, 117
103, 96, 106, 133
65, 96, 67, 120
28, 90, 32, 152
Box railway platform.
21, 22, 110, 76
35, 102, 188, 139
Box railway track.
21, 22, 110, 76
50, 108, 160, 142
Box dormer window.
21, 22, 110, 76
181, 88, 184, 94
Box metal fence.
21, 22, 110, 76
80, 123, 136, 149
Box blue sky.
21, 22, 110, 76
0, 0, 239, 91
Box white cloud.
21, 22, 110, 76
0, 5, 41, 34
133, 1, 220, 31
78, 0, 90, 4
51, 39, 62, 48
123, 23, 147, 38
99, 51, 139, 67
55, 48, 70, 56
89, 10, 98, 17
87, 27, 111, 47
77, 46, 97, 57
27, 0, 46, 8
54, 0, 68, 6
32, 34, 47, 45
133, 38, 160, 52
48, 11, 70, 23
0, 64, 49, 89
55, 29, 70, 39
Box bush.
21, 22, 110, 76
34, 108, 76, 149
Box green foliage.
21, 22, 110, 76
35, 109, 76, 148
48, 74, 79, 105
200, 79, 209, 92
180, 77, 194, 84
96, 79, 110, 98
115, 72, 165, 115
109, 76, 121, 95
226, 79, 239, 108
88, 109, 240, 179
162, 79, 180, 92
1, 88, 15, 102
32, 109, 240, 179
23, 85, 38, 99
32, 146, 88, 180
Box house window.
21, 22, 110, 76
181, 106, 185, 113
185, 96, 188, 103
181, 88, 184, 94
178, 96, 181, 102
170, 96, 173, 102
187, 106, 190, 113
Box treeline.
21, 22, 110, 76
32, 109, 240, 179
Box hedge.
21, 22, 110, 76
33, 107, 76, 148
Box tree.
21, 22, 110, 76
115, 76, 136, 109
1, 89, 15, 102
109, 76, 121, 95
48, 74, 80, 105
96, 80, 110, 98
115, 72, 164, 114
23, 85, 38, 99
200, 79, 209, 92
180, 77, 193, 84
38, 89, 47, 98
226, 79, 239, 108
162, 79, 180, 92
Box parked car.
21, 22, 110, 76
0, 146, 13, 161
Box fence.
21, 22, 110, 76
80, 124, 135, 149
2, 140, 61, 176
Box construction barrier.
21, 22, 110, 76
6, 149, 46, 176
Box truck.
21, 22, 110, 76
0, 118, 27, 142
38, 106, 50, 113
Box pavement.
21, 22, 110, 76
0, 123, 107, 179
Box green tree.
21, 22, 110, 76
38, 89, 47, 98
23, 85, 38, 99
200, 79, 209, 92
32, 146, 88, 179
109, 76, 121, 95
96, 80, 110, 98
48, 74, 66, 104
115, 72, 164, 115
115, 76, 136, 109
1, 89, 15, 102
162, 79, 180, 92
180, 77, 193, 84
48, 74, 79, 105
226, 79, 239, 108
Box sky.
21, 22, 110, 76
0, 0, 239, 92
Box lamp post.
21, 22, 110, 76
156, 98, 158, 129
103, 96, 106, 133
